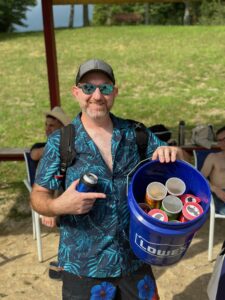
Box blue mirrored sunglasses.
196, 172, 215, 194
78, 83, 114, 95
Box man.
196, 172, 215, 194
31, 106, 71, 227
31, 59, 183, 299
30, 106, 71, 162
201, 126, 225, 215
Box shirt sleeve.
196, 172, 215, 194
146, 129, 167, 158
34, 131, 62, 190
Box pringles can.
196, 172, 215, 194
76, 173, 98, 192
148, 209, 168, 222
145, 182, 167, 209
180, 194, 201, 205
179, 202, 203, 222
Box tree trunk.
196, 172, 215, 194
183, 1, 191, 25
145, 3, 150, 25
68, 5, 74, 28
83, 4, 90, 27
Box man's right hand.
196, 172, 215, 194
53, 179, 107, 215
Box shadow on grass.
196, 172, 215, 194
0, 31, 43, 42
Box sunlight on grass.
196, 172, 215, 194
0, 26, 225, 216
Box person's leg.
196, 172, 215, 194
115, 264, 159, 300
62, 271, 117, 300
212, 193, 225, 215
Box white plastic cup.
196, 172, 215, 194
166, 177, 186, 196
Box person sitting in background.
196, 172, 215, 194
30, 106, 71, 227
201, 126, 225, 215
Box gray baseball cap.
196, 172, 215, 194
75, 59, 115, 85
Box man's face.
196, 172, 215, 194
72, 72, 118, 121
45, 117, 63, 136
217, 130, 225, 151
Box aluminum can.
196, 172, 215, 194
76, 172, 98, 192
180, 194, 201, 205
145, 182, 167, 209
179, 202, 203, 222
148, 209, 168, 222
139, 203, 151, 214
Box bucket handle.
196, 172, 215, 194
126, 157, 152, 196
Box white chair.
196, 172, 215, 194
193, 149, 225, 261
23, 151, 43, 262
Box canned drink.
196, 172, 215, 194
145, 182, 167, 209
180, 194, 201, 205
179, 202, 204, 222
148, 209, 168, 222
139, 203, 151, 214
161, 195, 183, 221
76, 173, 98, 192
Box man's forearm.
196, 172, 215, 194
30, 185, 57, 217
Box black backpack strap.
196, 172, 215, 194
59, 124, 76, 178
127, 119, 149, 161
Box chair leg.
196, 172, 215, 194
208, 207, 215, 262
34, 211, 43, 262
31, 209, 36, 240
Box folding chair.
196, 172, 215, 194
193, 149, 225, 261
23, 151, 43, 262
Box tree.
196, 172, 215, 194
68, 4, 74, 28
83, 4, 89, 27
0, 0, 36, 32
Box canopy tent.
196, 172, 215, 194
42, 0, 185, 108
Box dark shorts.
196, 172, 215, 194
62, 264, 159, 300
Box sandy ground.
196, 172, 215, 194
0, 214, 224, 300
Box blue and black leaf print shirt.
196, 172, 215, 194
35, 113, 166, 278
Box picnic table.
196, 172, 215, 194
0, 148, 29, 161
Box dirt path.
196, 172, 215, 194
0, 216, 224, 300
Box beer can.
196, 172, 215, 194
139, 203, 151, 214
76, 173, 98, 192
180, 194, 201, 205
179, 202, 203, 222
148, 209, 168, 222
145, 182, 167, 209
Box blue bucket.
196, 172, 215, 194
128, 159, 211, 266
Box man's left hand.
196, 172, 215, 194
152, 146, 183, 163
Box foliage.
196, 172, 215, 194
93, 3, 185, 25
198, 0, 225, 25
148, 3, 185, 25
0, 0, 36, 32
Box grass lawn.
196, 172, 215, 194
0, 25, 225, 220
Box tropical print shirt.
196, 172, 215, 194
35, 113, 166, 278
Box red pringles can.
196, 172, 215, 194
180, 194, 201, 205
148, 209, 168, 222
179, 202, 204, 222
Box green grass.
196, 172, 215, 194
0, 25, 225, 219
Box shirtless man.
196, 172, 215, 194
201, 126, 225, 215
